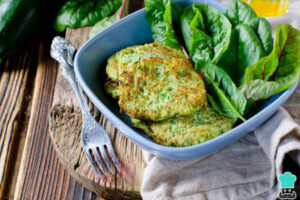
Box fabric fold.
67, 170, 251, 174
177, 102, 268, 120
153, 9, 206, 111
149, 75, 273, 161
141, 108, 300, 200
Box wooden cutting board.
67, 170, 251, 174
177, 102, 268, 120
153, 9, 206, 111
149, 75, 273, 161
49, 29, 145, 199
49, 2, 146, 200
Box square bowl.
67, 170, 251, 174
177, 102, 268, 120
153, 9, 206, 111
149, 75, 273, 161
74, 0, 298, 160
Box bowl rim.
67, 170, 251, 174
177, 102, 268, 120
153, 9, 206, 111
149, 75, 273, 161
74, 0, 299, 154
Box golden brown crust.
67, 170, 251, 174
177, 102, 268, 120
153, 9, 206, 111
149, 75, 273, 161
118, 56, 206, 121
142, 106, 235, 147
103, 42, 233, 147
104, 77, 120, 99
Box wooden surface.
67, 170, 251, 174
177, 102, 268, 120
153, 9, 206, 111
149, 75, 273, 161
0, 0, 299, 199
0, 39, 104, 200
49, 28, 146, 200
0, 45, 37, 198
0, 1, 147, 199
48, 2, 146, 199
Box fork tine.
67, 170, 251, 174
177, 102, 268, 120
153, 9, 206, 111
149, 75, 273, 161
100, 146, 114, 174
93, 148, 108, 176
84, 149, 102, 177
105, 144, 121, 172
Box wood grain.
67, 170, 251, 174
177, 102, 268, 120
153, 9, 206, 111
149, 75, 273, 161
1, 1, 145, 199
10, 41, 101, 200
49, 25, 146, 199
48, 1, 146, 199
0, 46, 38, 199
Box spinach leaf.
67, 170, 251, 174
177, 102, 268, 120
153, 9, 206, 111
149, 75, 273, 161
197, 63, 247, 121
240, 80, 282, 101
207, 94, 226, 115
145, 0, 182, 50
89, 0, 129, 38
180, 4, 231, 64
245, 24, 300, 82
218, 24, 266, 86
54, 0, 122, 32
241, 24, 300, 101
225, 0, 272, 54
252, 18, 273, 55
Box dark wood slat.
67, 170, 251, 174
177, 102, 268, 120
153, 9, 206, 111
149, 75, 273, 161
0, 46, 38, 199
12, 40, 101, 199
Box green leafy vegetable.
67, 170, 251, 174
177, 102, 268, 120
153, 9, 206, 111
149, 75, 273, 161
145, 0, 182, 50
89, 0, 129, 38
180, 3, 231, 64
196, 63, 247, 121
144, 0, 300, 121
218, 0, 273, 86
218, 24, 266, 85
225, 0, 272, 54
251, 18, 273, 55
240, 80, 283, 101
206, 94, 226, 115
241, 24, 300, 101
54, 0, 122, 32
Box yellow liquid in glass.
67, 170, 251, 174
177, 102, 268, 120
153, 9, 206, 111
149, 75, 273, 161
242, 0, 289, 17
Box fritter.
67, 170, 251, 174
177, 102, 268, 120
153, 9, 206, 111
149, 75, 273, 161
104, 79, 120, 99
119, 58, 206, 121
118, 56, 206, 121
104, 42, 234, 147
131, 106, 235, 147
105, 42, 207, 121
106, 45, 138, 82
105, 43, 184, 82
105, 43, 182, 99
105, 46, 137, 99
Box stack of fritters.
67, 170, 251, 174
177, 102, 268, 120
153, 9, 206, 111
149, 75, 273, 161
104, 43, 234, 147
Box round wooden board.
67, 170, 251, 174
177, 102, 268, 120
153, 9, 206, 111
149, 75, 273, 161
49, 104, 145, 200
49, 9, 146, 198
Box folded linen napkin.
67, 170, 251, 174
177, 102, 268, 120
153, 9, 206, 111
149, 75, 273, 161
141, 2, 300, 199
141, 108, 300, 200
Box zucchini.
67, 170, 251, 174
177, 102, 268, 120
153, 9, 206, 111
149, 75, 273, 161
0, 0, 44, 58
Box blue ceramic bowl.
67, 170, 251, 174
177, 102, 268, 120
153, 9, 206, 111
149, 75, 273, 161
74, 0, 298, 160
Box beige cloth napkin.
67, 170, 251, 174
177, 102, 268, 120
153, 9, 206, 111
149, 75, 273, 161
141, 2, 300, 199
141, 108, 300, 200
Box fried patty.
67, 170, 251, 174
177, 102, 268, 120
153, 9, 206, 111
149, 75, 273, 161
106, 45, 139, 82
106, 43, 184, 80
131, 106, 235, 147
104, 43, 233, 147
105, 42, 207, 121
104, 79, 120, 99
105, 43, 185, 84
105, 43, 184, 99
105, 46, 137, 99
118, 57, 206, 121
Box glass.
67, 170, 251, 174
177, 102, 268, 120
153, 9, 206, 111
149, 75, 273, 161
243, 0, 289, 17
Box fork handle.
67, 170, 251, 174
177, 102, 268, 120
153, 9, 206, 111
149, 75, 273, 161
62, 65, 92, 119
50, 36, 91, 119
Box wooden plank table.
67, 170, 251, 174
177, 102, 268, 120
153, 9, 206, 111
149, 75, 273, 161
0, 38, 104, 200
0, 1, 300, 199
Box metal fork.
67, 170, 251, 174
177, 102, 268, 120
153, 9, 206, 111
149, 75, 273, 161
50, 36, 120, 176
